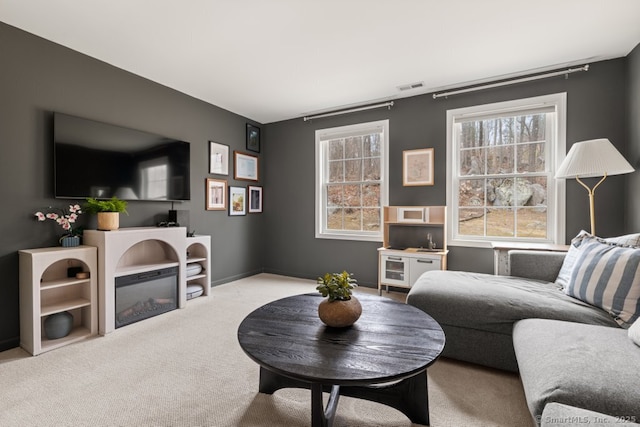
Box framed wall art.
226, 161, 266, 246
205, 178, 227, 210
403, 148, 434, 186
248, 186, 263, 213
246, 123, 260, 153
234, 151, 259, 181
209, 141, 229, 175
229, 186, 246, 216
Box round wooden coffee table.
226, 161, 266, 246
237, 293, 445, 427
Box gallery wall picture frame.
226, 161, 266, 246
234, 151, 259, 181
209, 141, 229, 175
229, 186, 246, 216
248, 185, 263, 213
246, 123, 260, 153
205, 178, 227, 211
403, 148, 434, 186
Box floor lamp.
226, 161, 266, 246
555, 138, 634, 235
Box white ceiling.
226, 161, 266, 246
2, 1, 640, 124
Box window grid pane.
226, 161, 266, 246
456, 112, 550, 240
323, 133, 382, 233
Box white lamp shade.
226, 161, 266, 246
555, 138, 635, 179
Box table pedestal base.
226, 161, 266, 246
259, 367, 430, 427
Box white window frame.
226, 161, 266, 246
446, 93, 567, 248
315, 119, 389, 242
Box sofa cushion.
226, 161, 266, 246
514, 319, 640, 421
407, 270, 619, 338
509, 250, 566, 283
565, 237, 640, 327
630, 320, 640, 347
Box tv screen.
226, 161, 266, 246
54, 113, 190, 201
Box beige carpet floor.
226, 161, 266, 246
0, 273, 533, 427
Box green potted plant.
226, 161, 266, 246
316, 271, 362, 327
84, 197, 128, 231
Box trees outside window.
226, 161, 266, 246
316, 120, 389, 241
447, 94, 566, 246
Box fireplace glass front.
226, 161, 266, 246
115, 266, 178, 328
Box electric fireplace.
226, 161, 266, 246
114, 266, 178, 328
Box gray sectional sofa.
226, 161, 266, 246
406, 249, 640, 425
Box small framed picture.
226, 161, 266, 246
403, 148, 434, 186
229, 186, 246, 216
205, 178, 227, 210
234, 151, 259, 181
248, 186, 263, 213
246, 123, 260, 153
209, 141, 229, 175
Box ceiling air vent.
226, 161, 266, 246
397, 81, 425, 92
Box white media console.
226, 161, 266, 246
84, 227, 210, 335
19, 227, 211, 355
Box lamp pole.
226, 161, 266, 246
575, 174, 608, 236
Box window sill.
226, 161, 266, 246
448, 239, 560, 249
315, 232, 382, 243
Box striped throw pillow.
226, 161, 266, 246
606, 232, 640, 247
555, 230, 590, 289
565, 237, 640, 327
555, 231, 640, 289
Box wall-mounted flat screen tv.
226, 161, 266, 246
54, 113, 191, 201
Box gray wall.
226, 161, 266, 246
263, 58, 633, 286
628, 44, 640, 231
0, 22, 265, 351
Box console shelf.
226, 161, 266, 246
84, 227, 187, 335
19, 246, 98, 355
20, 229, 213, 353
41, 298, 92, 316
114, 261, 181, 277
186, 235, 211, 299
40, 277, 91, 290
40, 326, 92, 353
83, 227, 211, 335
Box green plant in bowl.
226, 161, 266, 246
84, 197, 128, 214
316, 271, 361, 327
84, 197, 128, 231
316, 271, 358, 301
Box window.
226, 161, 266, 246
315, 120, 389, 241
446, 93, 566, 246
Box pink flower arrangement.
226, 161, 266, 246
34, 204, 82, 236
